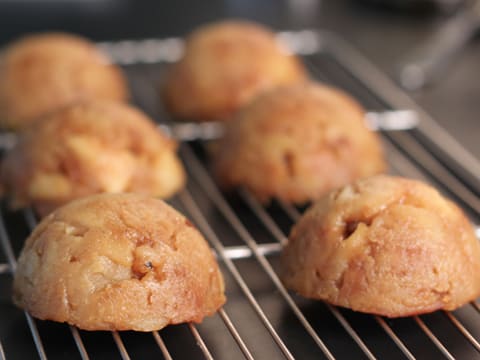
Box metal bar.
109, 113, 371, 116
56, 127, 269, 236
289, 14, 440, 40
160, 110, 417, 141
319, 30, 480, 222
98, 30, 321, 65
136, 56, 368, 359
22, 198, 268, 360
111, 332, 131, 360
374, 317, 416, 360
97, 37, 184, 65
382, 139, 430, 182
0, 210, 47, 360
387, 132, 480, 214
444, 311, 480, 353
182, 146, 346, 360
98, 31, 480, 187
221, 243, 282, 260
384, 139, 480, 236
22, 210, 90, 360
0, 30, 476, 360
322, 31, 480, 185
152, 332, 173, 360
69, 326, 90, 360
0, 109, 418, 150
279, 201, 466, 360
397, 0, 480, 90
23, 208, 37, 231
243, 186, 416, 359
365, 110, 418, 131
472, 301, 480, 313
24, 313, 48, 360
380, 138, 480, 238
239, 189, 288, 246
413, 317, 455, 360
188, 323, 214, 360
0, 340, 6, 360
0, 263, 10, 274
0, 214, 18, 274
277, 201, 302, 223
178, 190, 296, 360
381, 135, 480, 360
217, 309, 255, 360
244, 195, 375, 360
327, 305, 377, 360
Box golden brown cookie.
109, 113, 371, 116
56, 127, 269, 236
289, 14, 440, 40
13, 193, 225, 331
281, 175, 480, 317
0, 100, 185, 216
213, 82, 386, 204
0, 32, 129, 130
163, 20, 307, 121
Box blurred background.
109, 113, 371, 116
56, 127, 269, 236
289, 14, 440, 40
0, 0, 478, 157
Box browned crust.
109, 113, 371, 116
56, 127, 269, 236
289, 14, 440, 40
13, 193, 225, 331
0, 100, 186, 216
0, 32, 129, 130
213, 82, 386, 203
281, 175, 480, 317
163, 20, 307, 121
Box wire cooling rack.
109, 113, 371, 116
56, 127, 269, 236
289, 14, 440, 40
1, 30, 480, 359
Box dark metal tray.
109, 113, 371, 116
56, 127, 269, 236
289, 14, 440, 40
1, 30, 480, 360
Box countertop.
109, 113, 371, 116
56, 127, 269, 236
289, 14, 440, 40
0, 0, 478, 158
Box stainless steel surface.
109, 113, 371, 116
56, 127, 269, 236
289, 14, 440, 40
0, 110, 418, 147
1, 30, 480, 359
160, 110, 419, 141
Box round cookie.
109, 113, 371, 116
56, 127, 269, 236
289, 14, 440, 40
13, 193, 225, 331
163, 20, 307, 121
213, 83, 386, 204
281, 175, 480, 317
0, 100, 185, 216
0, 32, 129, 130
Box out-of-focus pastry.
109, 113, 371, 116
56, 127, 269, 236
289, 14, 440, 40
281, 175, 480, 317
213, 82, 386, 204
0, 100, 185, 216
0, 32, 129, 130
163, 20, 307, 121
13, 193, 226, 331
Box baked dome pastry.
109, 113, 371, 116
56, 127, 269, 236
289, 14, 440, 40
163, 20, 307, 121
0, 32, 129, 130
281, 175, 480, 317
213, 83, 386, 204
0, 100, 185, 216
13, 193, 226, 331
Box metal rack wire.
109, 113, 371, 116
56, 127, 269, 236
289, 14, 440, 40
0, 30, 480, 359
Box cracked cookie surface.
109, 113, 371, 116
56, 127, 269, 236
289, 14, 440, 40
281, 175, 480, 317
13, 193, 225, 331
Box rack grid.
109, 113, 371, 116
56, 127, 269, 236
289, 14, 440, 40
1, 30, 479, 359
